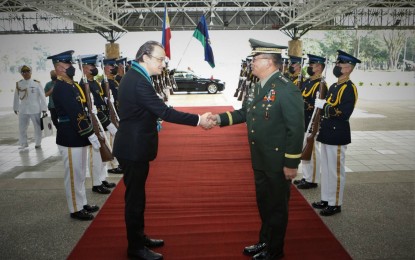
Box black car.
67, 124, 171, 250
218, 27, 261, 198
172, 71, 225, 94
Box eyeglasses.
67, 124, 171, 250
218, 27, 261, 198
148, 54, 169, 63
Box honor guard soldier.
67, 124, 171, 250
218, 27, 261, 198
102, 58, 123, 174
102, 58, 120, 112
115, 57, 127, 83
312, 50, 361, 216
47, 50, 100, 221
288, 55, 306, 89
295, 54, 328, 189
281, 57, 290, 78
211, 38, 304, 260
79, 55, 117, 194
13, 65, 47, 149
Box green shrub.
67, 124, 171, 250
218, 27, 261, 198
386, 82, 391, 86
379, 83, 382, 86
396, 81, 400, 86
404, 82, 409, 86
358, 81, 364, 86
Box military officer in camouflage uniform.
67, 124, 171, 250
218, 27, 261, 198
312, 50, 360, 216
47, 50, 100, 221
79, 55, 117, 194
211, 38, 304, 260
296, 54, 328, 190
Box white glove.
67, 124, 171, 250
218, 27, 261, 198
88, 133, 101, 150
314, 99, 327, 109
107, 123, 118, 136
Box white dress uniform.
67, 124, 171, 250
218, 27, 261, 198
88, 144, 108, 186
13, 78, 47, 148
301, 134, 321, 183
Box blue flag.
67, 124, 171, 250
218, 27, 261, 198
193, 15, 215, 68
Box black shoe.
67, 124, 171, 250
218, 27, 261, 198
312, 200, 328, 209
144, 235, 164, 248
297, 181, 318, 189
92, 184, 111, 194
320, 206, 341, 216
293, 178, 305, 185
102, 180, 116, 188
243, 242, 267, 256
70, 209, 94, 221
127, 247, 163, 260
108, 166, 123, 174
253, 251, 284, 260
83, 204, 99, 213
253, 251, 268, 260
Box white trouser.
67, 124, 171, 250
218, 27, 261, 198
301, 134, 321, 183
106, 131, 118, 169
19, 113, 42, 146
58, 145, 88, 213
319, 143, 347, 206
88, 146, 107, 186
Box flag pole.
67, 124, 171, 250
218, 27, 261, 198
175, 33, 194, 70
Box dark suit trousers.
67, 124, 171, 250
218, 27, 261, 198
254, 169, 291, 257
118, 158, 149, 251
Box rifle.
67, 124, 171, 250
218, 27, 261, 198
238, 59, 252, 101
77, 55, 114, 162
301, 57, 328, 161
98, 55, 119, 128
296, 57, 304, 89
234, 61, 246, 97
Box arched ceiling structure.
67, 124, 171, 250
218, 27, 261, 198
0, 0, 413, 41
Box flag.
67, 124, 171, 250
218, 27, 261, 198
162, 5, 171, 59
193, 15, 215, 68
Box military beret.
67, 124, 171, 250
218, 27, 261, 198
103, 58, 117, 66
20, 65, 31, 72
80, 55, 98, 66
289, 55, 304, 64
249, 38, 287, 56
307, 54, 326, 64
116, 57, 127, 65
47, 50, 75, 64
336, 50, 361, 65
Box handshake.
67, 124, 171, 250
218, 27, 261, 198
199, 112, 219, 130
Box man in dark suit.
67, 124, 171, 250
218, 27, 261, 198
312, 50, 360, 216
211, 38, 304, 260
112, 41, 214, 260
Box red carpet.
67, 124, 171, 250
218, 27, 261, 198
68, 106, 351, 260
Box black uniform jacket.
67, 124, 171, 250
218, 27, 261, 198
52, 78, 93, 147
301, 77, 328, 132
102, 78, 119, 111
219, 71, 304, 172
113, 63, 199, 162
317, 79, 358, 145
